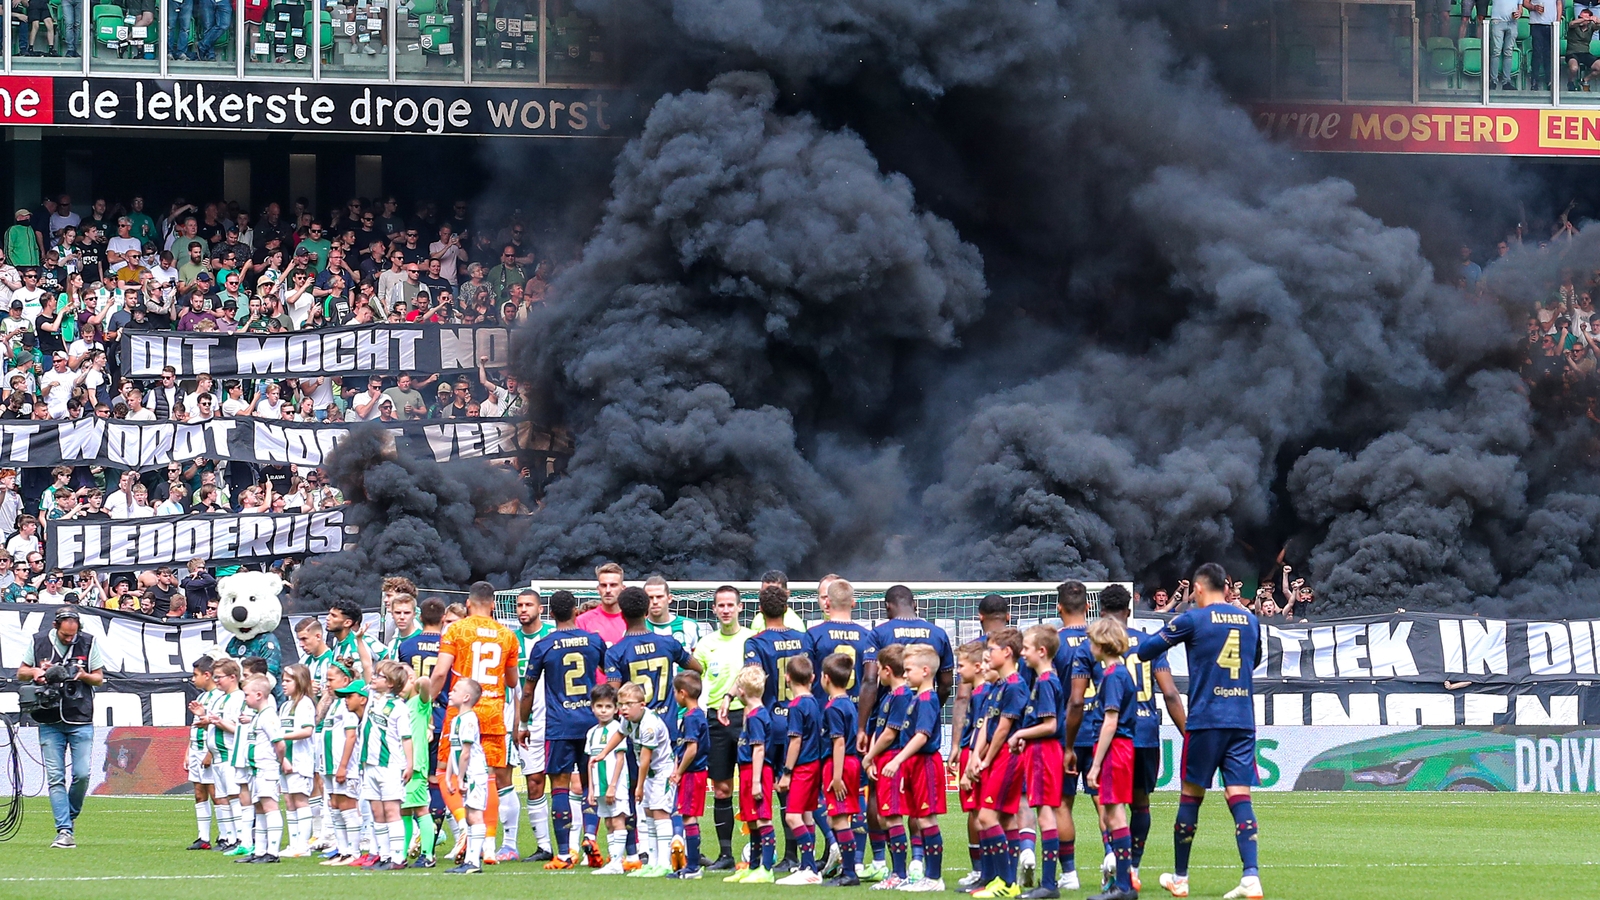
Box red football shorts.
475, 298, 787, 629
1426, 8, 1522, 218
957, 747, 979, 812
1097, 737, 1135, 806
677, 770, 708, 818
786, 760, 822, 814
872, 755, 905, 817
899, 752, 947, 818
820, 756, 862, 816
1023, 740, 1065, 808
738, 762, 774, 822
978, 742, 1024, 816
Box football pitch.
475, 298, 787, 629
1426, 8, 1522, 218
0, 793, 1593, 900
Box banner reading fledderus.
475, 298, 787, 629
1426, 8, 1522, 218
0, 417, 525, 471
117, 323, 511, 378
45, 507, 352, 571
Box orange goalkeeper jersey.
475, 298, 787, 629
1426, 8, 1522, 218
440, 615, 520, 735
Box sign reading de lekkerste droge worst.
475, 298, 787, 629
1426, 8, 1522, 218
0, 74, 637, 137
1251, 101, 1600, 156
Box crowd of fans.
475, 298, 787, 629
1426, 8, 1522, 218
1143, 563, 1315, 622
0, 189, 569, 610
1456, 227, 1600, 420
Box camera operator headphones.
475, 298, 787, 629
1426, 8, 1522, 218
26, 606, 96, 726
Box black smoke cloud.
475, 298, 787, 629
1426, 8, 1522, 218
299, 0, 1600, 613
290, 427, 526, 611
513, 71, 985, 578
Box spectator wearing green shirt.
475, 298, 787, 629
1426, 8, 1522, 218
486, 246, 526, 300
125, 196, 158, 246
296, 223, 332, 272
693, 584, 753, 869
176, 240, 208, 286
5, 210, 40, 267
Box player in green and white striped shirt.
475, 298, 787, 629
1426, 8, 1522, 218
201, 658, 252, 855
645, 576, 701, 651
185, 656, 223, 849
510, 588, 556, 861
585, 682, 633, 874
278, 664, 318, 857
325, 666, 365, 865
294, 616, 335, 846
358, 661, 416, 869
447, 678, 491, 873
326, 598, 389, 682
383, 582, 422, 657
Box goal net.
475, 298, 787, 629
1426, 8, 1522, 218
466, 580, 1131, 643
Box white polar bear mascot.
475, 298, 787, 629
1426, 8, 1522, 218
217, 571, 287, 697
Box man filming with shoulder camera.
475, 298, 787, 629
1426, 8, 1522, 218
17, 605, 106, 849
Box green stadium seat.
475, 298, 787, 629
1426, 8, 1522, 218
419, 23, 450, 53
1428, 37, 1459, 86
93, 3, 125, 52
1460, 37, 1483, 78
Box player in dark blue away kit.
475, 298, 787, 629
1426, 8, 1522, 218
1096, 584, 1187, 892
517, 590, 607, 869
1136, 563, 1264, 900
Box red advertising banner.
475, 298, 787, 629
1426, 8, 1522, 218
1251, 102, 1600, 157
0, 76, 53, 124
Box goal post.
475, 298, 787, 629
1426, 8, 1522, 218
483, 580, 1132, 645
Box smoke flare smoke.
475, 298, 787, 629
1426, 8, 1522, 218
296, 0, 1600, 614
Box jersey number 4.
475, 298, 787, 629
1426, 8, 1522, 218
1216, 630, 1243, 680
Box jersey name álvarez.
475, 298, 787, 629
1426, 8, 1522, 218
1138, 606, 1261, 731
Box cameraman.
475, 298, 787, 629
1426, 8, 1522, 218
17, 606, 105, 849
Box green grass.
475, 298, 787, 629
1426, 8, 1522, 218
1, 793, 1596, 899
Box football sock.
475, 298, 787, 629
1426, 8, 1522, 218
714, 796, 735, 857
1228, 795, 1260, 877
373, 822, 391, 862
1041, 829, 1059, 889
229, 799, 246, 846
467, 823, 485, 867
870, 828, 888, 864
835, 827, 856, 875
652, 816, 672, 864
796, 824, 815, 871
195, 799, 212, 842
921, 826, 943, 881
389, 817, 406, 863
266, 810, 282, 856
551, 789, 572, 857
1174, 794, 1202, 877
1063, 834, 1077, 873
1110, 827, 1132, 891
499, 786, 520, 852
253, 812, 267, 855
530, 792, 551, 851
887, 824, 908, 879
979, 825, 1006, 884
1005, 829, 1022, 884
608, 827, 628, 862
1020, 826, 1035, 858
685, 822, 702, 871
1131, 804, 1151, 868
759, 823, 776, 870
